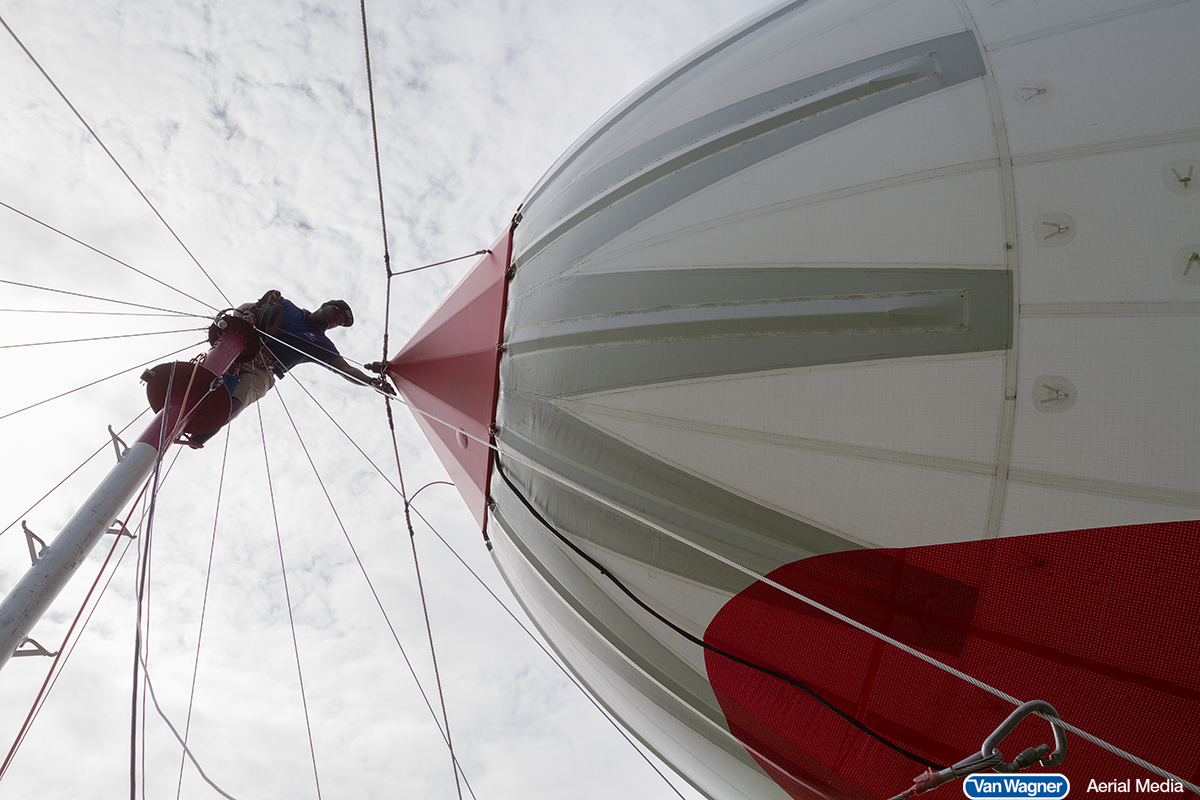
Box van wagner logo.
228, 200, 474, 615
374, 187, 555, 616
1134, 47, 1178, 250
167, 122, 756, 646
962, 775, 1070, 799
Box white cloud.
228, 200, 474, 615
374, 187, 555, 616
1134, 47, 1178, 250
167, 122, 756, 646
0, 1, 765, 798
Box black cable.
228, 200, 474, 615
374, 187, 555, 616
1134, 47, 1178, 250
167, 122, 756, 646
0, 327, 204, 351
494, 461, 944, 772
0, 278, 208, 318
0, 200, 219, 312
294, 357, 941, 770
407, 504, 691, 800
0, 14, 232, 308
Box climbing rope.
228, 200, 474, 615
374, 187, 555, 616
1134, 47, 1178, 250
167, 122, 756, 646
3, 443, 194, 791
130, 362, 182, 800
175, 425, 231, 800
357, 1, 465, 795
0, 477, 151, 783
380, 392, 464, 800
256, 403, 323, 800
357, 0, 398, 386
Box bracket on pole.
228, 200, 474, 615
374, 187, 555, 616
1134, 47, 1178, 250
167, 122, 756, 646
108, 425, 129, 462
21, 521, 47, 566
12, 637, 58, 658
107, 521, 135, 540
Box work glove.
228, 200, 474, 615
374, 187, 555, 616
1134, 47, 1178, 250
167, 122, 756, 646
372, 376, 397, 397
364, 361, 387, 374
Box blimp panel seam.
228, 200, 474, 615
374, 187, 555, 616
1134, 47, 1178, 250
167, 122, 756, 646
513, 30, 986, 280
519, 0, 818, 216
495, 460, 944, 772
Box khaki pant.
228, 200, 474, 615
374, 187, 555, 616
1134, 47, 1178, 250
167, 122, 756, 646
231, 360, 276, 408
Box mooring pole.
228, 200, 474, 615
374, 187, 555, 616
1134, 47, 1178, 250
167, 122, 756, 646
0, 319, 252, 674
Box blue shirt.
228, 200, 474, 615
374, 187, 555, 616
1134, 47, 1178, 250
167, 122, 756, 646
266, 299, 341, 374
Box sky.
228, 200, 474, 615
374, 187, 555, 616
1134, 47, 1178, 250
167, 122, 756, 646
0, 1, 766, 798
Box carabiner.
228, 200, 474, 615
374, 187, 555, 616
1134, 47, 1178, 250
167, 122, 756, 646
982, 699, 1068, 772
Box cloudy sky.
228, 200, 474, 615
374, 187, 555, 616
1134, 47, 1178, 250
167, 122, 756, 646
0, 1, 765, 798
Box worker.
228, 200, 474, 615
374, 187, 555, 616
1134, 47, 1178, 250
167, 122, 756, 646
187, 290, 393, 448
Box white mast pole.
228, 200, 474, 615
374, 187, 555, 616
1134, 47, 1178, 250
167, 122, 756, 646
0, 321, 251, 675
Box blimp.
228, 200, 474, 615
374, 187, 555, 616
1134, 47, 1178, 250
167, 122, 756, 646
385, 0, 1200, 798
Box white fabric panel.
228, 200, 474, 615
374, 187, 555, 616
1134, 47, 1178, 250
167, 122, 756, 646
561, 404, 996, 549
1014, 143, 1200, 305
577, 166, 1005, 275
988, 1, 1200, 159
1010, 316, 1200, 493
591, 0, 968, 165
961, 0, 1182, 48
561, 352, 1006, 465
580, 81, 1003, 275
999, 481, 1199, 539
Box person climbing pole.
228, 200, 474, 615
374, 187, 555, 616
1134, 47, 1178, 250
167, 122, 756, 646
187, 289, 394, 448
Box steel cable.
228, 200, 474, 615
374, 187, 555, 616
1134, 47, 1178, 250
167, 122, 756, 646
175, 426, 231, 800
0, 340, 205, 423
336, 370, 1200, 794
0, 14, 232, 308
0, 278, 209, 318
0, 200, 219, 312
0, 327, 205, 351
407, 503, 692, 800
256, 403, 323, 800
358, 3, 464, 795
273, 385, 478, 800
289, 376, 690, 800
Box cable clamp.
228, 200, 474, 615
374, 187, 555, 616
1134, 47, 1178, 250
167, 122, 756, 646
887, 700, 1067, 799
12, 637, 59, 659
22, 521, 47, 565
108, 425, 129, 462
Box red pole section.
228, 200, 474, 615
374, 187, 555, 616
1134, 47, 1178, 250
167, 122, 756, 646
135, 324, 248, 450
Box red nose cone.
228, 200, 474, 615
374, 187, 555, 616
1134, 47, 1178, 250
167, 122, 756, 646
387, 228, 512, 530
